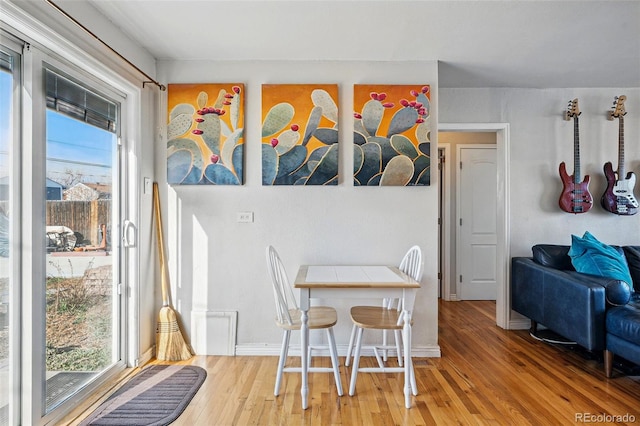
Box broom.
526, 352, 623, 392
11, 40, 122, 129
153, 182, 193, 361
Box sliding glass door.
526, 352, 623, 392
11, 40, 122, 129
43, 67, 124, 413
0, 24, 135, 422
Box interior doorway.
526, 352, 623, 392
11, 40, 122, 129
438, 123, 511, 329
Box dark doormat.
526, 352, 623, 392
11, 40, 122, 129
80, 365, 206, 426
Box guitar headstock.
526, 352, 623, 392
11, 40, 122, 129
608, 95, 627, 120
564, 98, 580, 121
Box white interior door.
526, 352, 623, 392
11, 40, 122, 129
457, 145, 497, 300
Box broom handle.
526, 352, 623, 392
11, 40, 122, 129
153, 182, 170, 307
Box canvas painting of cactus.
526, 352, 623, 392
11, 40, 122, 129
166, 83, 244, 185
262, 84, 339, 185
353, 84, 431, 186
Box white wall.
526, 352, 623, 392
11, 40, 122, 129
440, 88, 640, 280
48, 0, 157, 79
156, 60, 441, 356
136, 88, 159, 363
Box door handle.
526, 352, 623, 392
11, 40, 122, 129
123, 220, 137, 248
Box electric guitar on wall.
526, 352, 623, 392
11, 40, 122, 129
601, 95, 638, 215
559, 99, 593, 213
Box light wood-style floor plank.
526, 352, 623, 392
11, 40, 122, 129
65, 300, 640, 425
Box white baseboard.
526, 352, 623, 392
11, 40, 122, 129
136, 346, 155, 367
508, 318, 531, 330
235, 344, 441, 358
508, 310, 531, 330
412, 345, 441, 357
235, 344, 282, 356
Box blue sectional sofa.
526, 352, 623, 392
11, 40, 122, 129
511, 244, 640, 377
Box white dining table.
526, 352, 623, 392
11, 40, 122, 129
294, 264, 420, 409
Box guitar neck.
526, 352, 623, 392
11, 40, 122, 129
618, 115, 625, 177
573, 115, 581, 183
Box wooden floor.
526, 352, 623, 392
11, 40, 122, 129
70, 300, 640, 425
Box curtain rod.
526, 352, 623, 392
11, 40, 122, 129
45, 0, 166, 91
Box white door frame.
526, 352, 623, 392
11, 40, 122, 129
439, 123, 511, 329
438, 144, 452, 301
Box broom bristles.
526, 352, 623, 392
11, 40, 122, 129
156, 306, 193, 361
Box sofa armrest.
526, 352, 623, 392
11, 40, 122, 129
511, 257, 606, 351
568, 272, 631, 306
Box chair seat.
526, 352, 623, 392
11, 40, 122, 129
350, 305, 412, 330
276, 306, 338, 330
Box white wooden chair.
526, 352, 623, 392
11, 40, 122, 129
266, 245, 343, 397
345, 298, 403, 367
346, 245, 422, 396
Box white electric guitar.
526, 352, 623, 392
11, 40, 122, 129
601, 95, 638, 215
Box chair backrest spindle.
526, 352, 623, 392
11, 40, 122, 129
399, 245, 422, 282
396, 245, 422, 321
266, 246, 297, 326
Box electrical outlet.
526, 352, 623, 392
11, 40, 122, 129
237, 212, 254, 223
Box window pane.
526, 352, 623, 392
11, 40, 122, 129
44, 70, 119, 413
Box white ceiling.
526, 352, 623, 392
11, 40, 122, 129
77, 0, 640, 88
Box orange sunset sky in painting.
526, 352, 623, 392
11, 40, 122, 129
354, 84, 430, 142
167, 83, 244, 130
262, 84, 339, 153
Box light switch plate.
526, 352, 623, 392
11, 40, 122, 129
144, 177, 151, 194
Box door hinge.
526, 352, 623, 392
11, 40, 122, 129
459, 275, 463, 283
460, 161, 462, 169
117, 283, 122, 295
460, 218, 463, 226
437, 272, 442, 280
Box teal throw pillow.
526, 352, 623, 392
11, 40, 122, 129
568, 231, 633, 287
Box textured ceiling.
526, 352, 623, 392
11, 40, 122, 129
74, 1, 640, 88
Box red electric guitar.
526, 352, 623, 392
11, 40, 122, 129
601, 95, 638, 215
559, 99, 593, 213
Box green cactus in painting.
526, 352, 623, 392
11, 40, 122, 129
353, 86, 431, 186
262, 89, 339, 185
167, 85, 244, 185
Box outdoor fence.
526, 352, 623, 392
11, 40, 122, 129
46, 200, 111, 246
